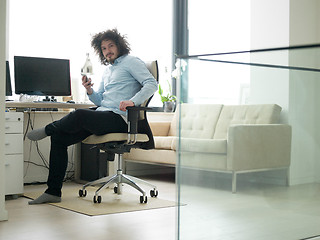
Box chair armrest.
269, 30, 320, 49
227, 124, 292, 171
126, 106, 152, 134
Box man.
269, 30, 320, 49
27, 29, 158, 204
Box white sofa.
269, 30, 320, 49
123, 103, 292, 192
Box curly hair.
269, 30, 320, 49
91, 28, 131, 65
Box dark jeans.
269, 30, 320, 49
44, 109, 128, 197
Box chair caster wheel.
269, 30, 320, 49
150, 189, 158, 197
79, 189, 87, 197
93, 195, 102, 203
140, 195, 147, 204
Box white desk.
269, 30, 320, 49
5, 101, 95, 184
5, 101, 95, 110
5, 102, 174, 184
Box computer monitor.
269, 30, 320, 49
6, 61, 12, 96
14, 56, 71, 97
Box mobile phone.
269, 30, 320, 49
83, 75, 92, 86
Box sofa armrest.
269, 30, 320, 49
149, 121, 171, 136
227, 124, 292, 171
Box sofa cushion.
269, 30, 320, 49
168, 111, 177, 137
213, 104, 281, 139
180, 138, 227, 154
177, 104, 223, 139
154, 136, 176, 150
150, 122, 171, 136
154, 135, 226, 153
124, 148, 176, 165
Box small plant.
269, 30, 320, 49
158, 81, 177, 103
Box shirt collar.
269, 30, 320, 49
112, 54, 127, 65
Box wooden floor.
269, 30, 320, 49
1, 173, 320, 240
0, 174, 177, 240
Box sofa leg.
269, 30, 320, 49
232, 172, 237, 193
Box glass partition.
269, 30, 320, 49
176, 44, 320, 240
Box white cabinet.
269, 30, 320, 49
4, 112, 24, 196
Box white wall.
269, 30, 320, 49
0, 0, 8, 221
8, 0, 172, 106
250, 0, 290, 123
250, 0, 320, 185
289, 0, 320, 184
250, 0, 290, 184
188, 0, 251, 104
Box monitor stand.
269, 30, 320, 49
5, 96, 13, 101
35, 96, 58, 111
43, 96, 57, 102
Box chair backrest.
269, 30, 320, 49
137, 60, 159, 120
143, 60, 159, 107
145, 60, 159, 82
125, 60, 158, 150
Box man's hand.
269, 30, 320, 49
119, 100, 134, 111
81, 75, 94, 95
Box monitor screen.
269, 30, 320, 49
14, 56, 71, 96
6, 61, 12, 96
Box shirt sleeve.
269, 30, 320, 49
88, 73, 106, 106
127, 58, 158, 106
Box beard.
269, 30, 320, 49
105, 53, 118, 64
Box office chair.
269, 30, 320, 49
78, 60, 159, 204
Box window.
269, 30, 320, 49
187, 0, 251, 104
9, 0, 172, 106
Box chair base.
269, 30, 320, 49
78, 153, 158, 204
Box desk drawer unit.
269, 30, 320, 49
5, 155, 24, 195
5, 134, 23, 154
4, 112, 24, 196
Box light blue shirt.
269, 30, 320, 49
88, 55, 158, 117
